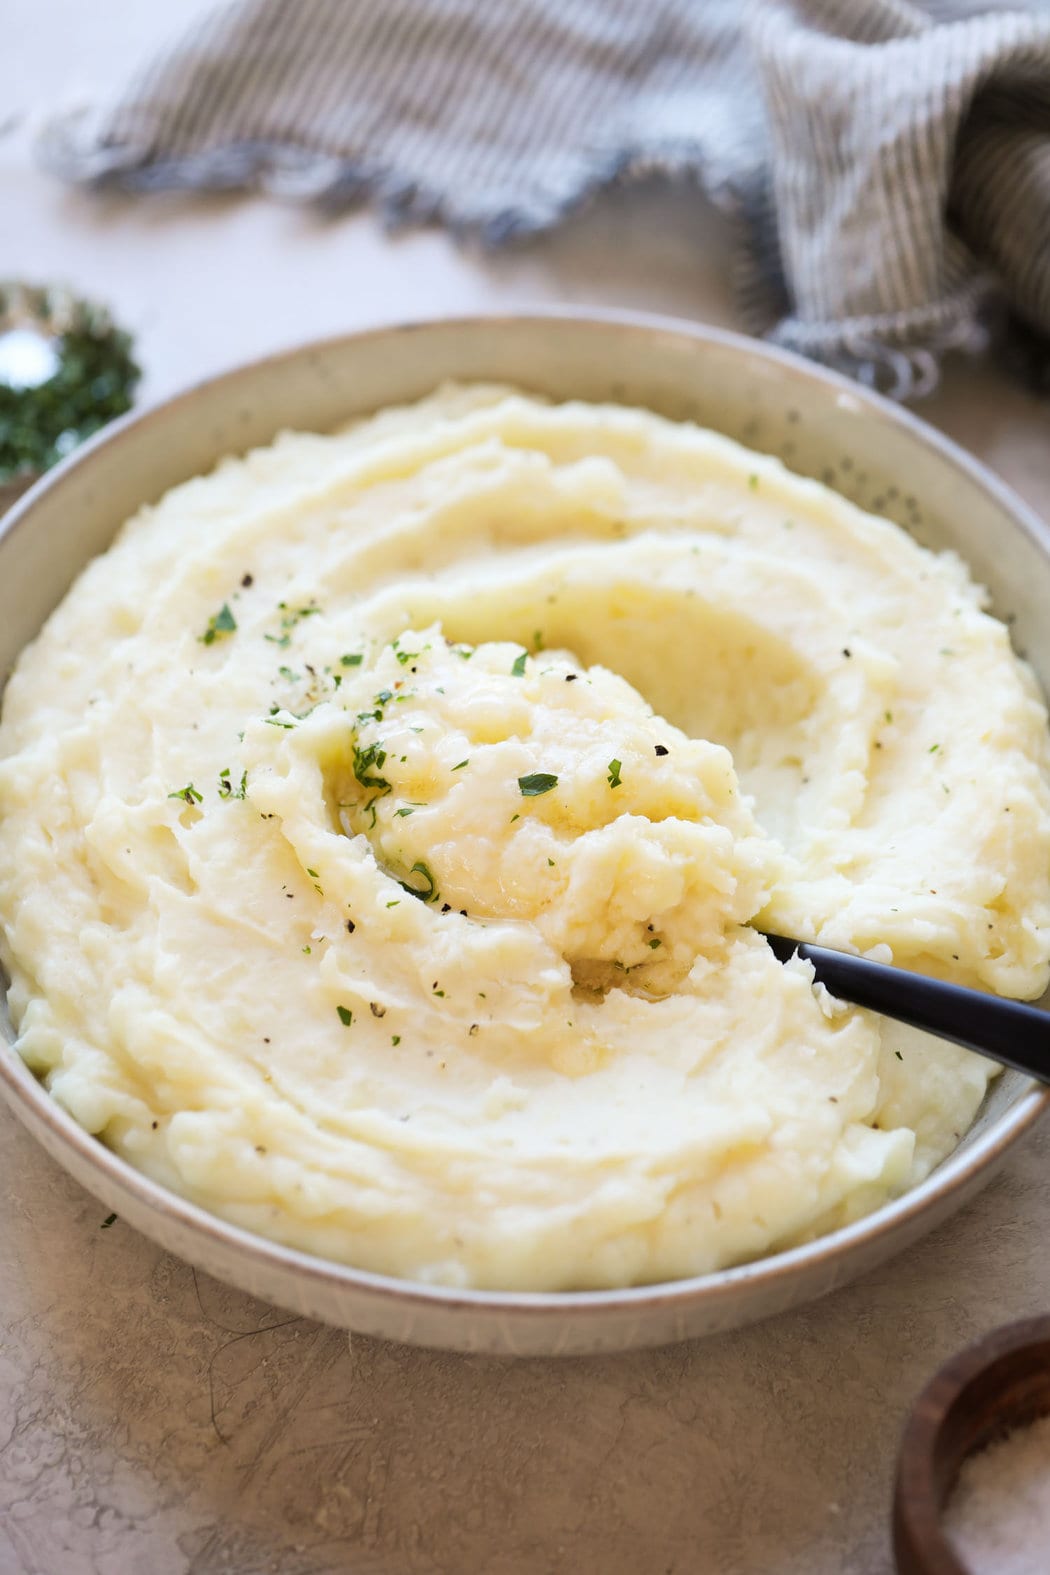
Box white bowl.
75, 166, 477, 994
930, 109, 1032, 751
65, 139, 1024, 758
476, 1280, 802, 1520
2, 311, 1048, 1356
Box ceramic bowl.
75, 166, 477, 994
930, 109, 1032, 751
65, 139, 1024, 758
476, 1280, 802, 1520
2, 311, 1048, 1356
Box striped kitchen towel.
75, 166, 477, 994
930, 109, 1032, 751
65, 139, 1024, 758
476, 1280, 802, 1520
40, 0, 1050, 397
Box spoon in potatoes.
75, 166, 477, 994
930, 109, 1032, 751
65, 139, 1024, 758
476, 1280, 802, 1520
763, 933, 1050, 1082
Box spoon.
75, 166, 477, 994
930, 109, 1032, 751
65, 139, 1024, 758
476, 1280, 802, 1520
763, 933, 1050, 1083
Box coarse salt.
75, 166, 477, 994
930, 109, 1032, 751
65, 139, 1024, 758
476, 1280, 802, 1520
944, 1410, 1050, 1575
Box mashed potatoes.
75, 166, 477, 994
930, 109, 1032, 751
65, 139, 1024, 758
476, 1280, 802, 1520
1, 384, 1049, 1290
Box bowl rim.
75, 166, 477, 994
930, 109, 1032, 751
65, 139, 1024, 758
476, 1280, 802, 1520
2, 305, 1048, 1328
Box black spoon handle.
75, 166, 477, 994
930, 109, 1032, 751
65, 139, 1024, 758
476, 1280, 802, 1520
763, 933, 1050, 1084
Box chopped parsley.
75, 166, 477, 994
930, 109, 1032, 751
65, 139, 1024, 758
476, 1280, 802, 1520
395, 649, 419, 666
518, 772, 558, 797
398, 861, 437, 902
336, 1005, 353, 1026
168, 783, 203, 805
452, 759, 469, 771
200, 603, 237, 645
648, 938, 662, 949
392, 1034, 401, 1046
511, 651, 528, 678
217, 767, 247, 800
340, 652, 363, 667
929, 743, 940, 753
264, 601, 321, 646
278, 600, 321, 620
352, 740, 391, 795
607, 758, 623, 789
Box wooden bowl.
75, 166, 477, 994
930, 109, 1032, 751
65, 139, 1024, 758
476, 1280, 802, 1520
893, 1314, 1050, 1573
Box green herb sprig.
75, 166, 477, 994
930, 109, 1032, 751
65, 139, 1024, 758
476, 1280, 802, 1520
201, 603, 236, 645
0, 284, 140, 487
398, 861, 437, 902
218, 768, 247, 800
168, 783, 203, 805
518, 773, 558, 797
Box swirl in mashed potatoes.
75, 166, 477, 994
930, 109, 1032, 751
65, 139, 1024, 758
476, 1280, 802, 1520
1, 385, 1048, 1290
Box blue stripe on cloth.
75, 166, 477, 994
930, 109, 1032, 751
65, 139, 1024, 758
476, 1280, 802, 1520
37, 0, 1050, 395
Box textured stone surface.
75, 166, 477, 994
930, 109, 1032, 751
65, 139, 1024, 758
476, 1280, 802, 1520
3, 5, 1050, 1572
4, 1111, 1050, 1575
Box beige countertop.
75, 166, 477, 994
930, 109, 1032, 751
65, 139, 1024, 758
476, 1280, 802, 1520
3, 6, 1050, 1572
